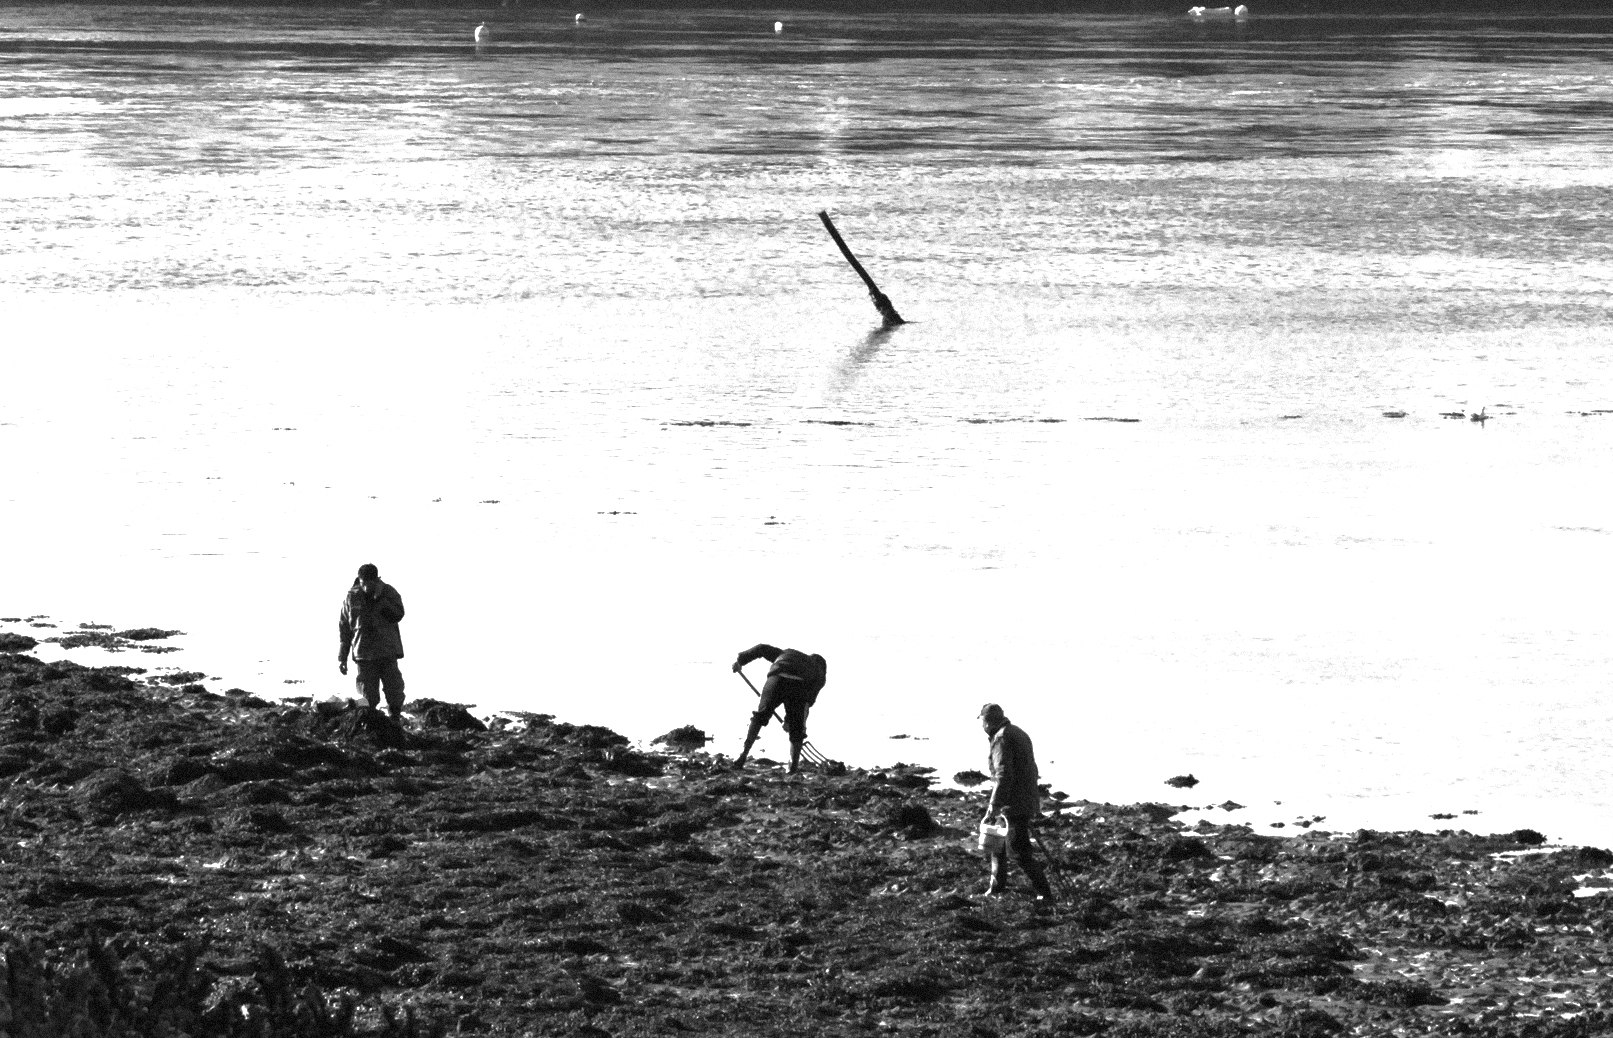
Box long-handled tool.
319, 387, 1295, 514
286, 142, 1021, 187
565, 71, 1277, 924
1030, 829, 1075, 899
735, 669, 830, 767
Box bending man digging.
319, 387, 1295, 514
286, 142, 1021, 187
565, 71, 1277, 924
732, 643, 827, 773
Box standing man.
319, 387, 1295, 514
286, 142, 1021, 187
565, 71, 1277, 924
732, 643, 827, 773
338, 563, 407, 721
979, 702, 1053, 902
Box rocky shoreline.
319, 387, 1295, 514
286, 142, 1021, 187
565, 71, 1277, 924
3, 646, 1611, 1037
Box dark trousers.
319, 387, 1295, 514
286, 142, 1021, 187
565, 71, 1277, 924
992, 810, 1052, 898
355, 657, 405, 712
754, 675, 810, 742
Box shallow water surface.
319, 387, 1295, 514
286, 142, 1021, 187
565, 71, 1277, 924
3, 6, 1613, 842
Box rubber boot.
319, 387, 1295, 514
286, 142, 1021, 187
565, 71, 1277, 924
734, 719, 763, 768
983, 855, 1007, 897
1026, 860, 1054, 903
788, 740, 803, 774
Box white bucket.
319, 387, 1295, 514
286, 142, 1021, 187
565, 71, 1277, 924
977, 821, 1008, 853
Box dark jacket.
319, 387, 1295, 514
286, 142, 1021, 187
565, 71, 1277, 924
987, 722, 1040, 817
768, 648, 827, 705
338, 581, 405, 662
737, 644, 828, 705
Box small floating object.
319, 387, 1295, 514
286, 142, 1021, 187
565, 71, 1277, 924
1470, 407, 1490, 423
1165, 774, 1199, 789
774, 20, 784, 32
473, 20, 488, 42
1439, 411, 1466, 419
1382, 410, 1408, 418
1187, 4, 1248, 17
575, 12, 586, 22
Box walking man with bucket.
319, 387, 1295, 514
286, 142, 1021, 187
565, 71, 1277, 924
979, 702, 1054, 902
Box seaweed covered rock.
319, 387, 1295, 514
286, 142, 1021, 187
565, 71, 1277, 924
0, 649, 1606, 1038
0, 938, 445, 1038
73, 767, 177, 817
410, 700, 487, 732
528, 718, 629, 751
115, 627, 183, 641
652, 725, 710, 751
309, 700, 408, 750
880, 800, 940, 837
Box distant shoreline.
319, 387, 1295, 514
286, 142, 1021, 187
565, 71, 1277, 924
21, 0, 1613, 14
10, 618, 1610, 850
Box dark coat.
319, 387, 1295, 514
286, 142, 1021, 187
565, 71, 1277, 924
338, 581, 405, 661
987, 722, 1040, 817
767, 648, 827, 705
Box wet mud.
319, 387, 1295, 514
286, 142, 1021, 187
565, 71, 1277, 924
2, 650, 1611, 1037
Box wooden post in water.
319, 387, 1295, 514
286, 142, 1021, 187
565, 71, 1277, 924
818, 210, 905, 327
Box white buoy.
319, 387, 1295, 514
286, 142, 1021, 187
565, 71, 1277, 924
575, 12, 585, 22
774, 21, 783, 33
474, 21, 488, 42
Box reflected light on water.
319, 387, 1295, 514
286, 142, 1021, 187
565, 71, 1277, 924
4, 7, 1613, 844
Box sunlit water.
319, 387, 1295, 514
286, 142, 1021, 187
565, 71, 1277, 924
3, 6, 1613, 843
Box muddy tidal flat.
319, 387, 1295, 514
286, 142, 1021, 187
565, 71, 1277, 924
2, 649, 1612, 1037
